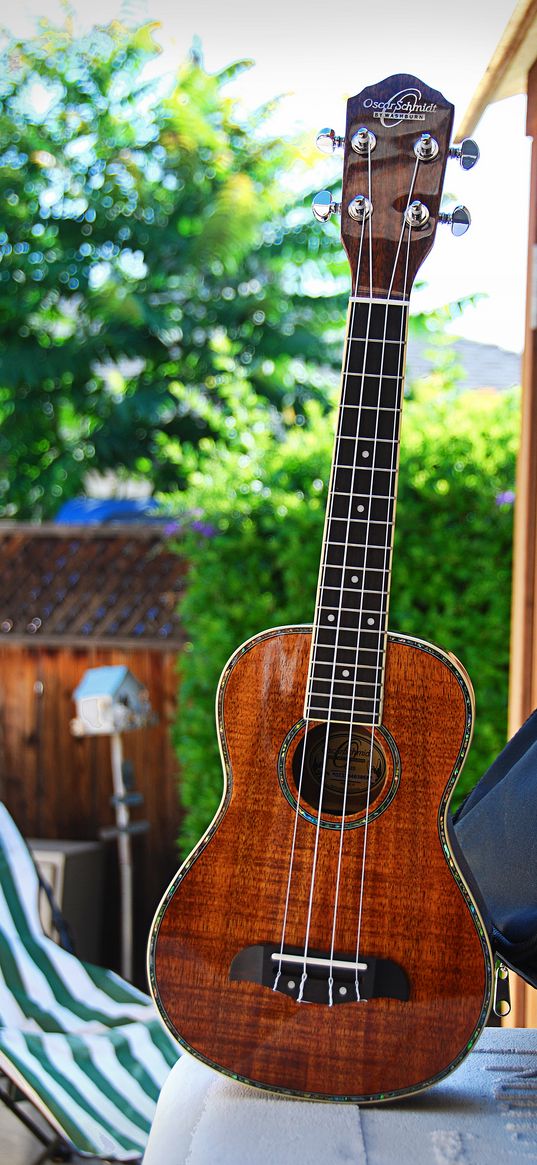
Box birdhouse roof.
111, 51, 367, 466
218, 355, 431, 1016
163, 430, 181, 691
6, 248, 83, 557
0, 524, 186, 648
73, 665, 140, 700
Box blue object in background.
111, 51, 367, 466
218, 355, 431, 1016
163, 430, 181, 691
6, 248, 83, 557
55, 498, 160, 523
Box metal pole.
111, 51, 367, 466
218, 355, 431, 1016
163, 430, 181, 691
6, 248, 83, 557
110, 732, 133, 981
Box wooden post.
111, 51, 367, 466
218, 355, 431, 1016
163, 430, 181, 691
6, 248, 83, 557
506, 56, 537, 1028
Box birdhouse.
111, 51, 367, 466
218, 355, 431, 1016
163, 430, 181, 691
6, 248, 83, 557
71, 666, 155, 736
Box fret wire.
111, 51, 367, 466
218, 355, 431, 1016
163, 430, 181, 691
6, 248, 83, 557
348, 296, 409, 305
321, 583, 390, 593
319, 606, 389, 616
306, 707, 381, 718
309, 675, 384, 680
333, 435, 401, 447
343, 371, 403, 381
307, 693, 382, 707
328, 491, 397, 501
319, 567, 393, 581
325, 506, 396, 521
312, 647, 382, 657
310, 666, 384, 681
309, 661, 384, 671
314, 624, 384, 633
336, 404, 401, 414
345, 336, 404, 345
309, 677, 383, 691
306, 715, 381, 727
321, 540, 391, 551
313, 660, 386, 675
334, 460, 397, 468
319, 602, 389, 616
314, 638, 384, 647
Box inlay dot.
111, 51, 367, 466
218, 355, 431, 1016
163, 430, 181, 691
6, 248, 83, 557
327, 613, 335, 622
357, 505, 365, 512
367, 617, 375, 626
342, 669, 350, 677
362, 451, 369, 459
288, 980, 295, 990
339, 986, 348, 996
351, 575, 359, 584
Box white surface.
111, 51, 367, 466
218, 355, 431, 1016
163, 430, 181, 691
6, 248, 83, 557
144, 1027, 537, 1165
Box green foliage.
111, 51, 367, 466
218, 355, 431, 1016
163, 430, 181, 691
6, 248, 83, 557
0, 21, 346, 517
169, 382, 519, 854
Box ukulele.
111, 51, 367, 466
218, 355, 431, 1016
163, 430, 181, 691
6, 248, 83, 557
148, 74, 493, 1102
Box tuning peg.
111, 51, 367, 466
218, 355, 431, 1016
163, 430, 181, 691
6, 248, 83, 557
449, 138, 479, 170
316, 128, 344, 154
439, 204, 471, 236
312, 190, 341, 222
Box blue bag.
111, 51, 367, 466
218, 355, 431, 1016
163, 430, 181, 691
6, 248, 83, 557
452, 708, 537, 994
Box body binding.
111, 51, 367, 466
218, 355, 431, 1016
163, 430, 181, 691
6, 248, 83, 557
148, 625, 493, 1102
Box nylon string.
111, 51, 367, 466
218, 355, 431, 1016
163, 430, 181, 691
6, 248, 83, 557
296, 142, 376, 1005
275, 147, 422, 1006
273, 196, 369, 992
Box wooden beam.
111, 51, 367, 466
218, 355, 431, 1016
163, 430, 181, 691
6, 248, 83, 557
505, 56, 537, 1029
457, 0, 537, 139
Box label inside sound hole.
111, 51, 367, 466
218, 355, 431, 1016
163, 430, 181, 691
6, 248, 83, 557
292, 724, 387, 816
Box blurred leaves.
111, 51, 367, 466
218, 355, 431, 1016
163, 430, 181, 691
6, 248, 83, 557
0, 20, 346, 518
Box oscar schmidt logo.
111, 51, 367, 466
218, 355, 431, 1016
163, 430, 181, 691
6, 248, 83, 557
363, 87, 437, 128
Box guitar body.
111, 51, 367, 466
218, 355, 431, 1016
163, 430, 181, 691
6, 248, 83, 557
149, 625, 492, 1102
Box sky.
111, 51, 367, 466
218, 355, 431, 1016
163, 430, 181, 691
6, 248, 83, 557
4, 0, 529, 352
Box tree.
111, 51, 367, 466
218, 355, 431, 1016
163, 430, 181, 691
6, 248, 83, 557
0, 21, 346, 518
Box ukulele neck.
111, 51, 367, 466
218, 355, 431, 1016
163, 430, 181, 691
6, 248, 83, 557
305, 296, 409, 728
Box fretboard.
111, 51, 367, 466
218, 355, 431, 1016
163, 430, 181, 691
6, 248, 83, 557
305, 298, 408, 727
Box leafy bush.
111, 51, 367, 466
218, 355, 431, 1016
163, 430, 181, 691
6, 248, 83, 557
0, 22, 346, 516
168, 380, 519, 854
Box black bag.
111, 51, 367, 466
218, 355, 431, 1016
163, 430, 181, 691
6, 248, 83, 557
452, 707, 537, 992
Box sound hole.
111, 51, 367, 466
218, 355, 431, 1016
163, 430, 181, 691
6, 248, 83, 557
292, 724, 387, 816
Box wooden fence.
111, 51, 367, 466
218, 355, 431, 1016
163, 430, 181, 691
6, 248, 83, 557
0, 642, 182, 984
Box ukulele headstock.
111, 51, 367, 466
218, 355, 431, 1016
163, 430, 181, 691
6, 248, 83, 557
316, 75, 456, 301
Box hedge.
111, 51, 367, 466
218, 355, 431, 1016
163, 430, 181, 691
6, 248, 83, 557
167, 380, 519, 854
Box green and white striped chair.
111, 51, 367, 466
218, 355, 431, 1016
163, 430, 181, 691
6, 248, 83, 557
0, 803, 178, 1162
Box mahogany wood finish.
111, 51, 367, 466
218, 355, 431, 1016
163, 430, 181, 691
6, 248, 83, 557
150, 627, 491, 1101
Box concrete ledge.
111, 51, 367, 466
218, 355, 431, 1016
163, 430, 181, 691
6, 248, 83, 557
144, 1028, 537, 1164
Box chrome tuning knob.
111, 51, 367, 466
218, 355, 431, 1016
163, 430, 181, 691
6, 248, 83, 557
449, 138, 479, 170
439, 204, 471, 236
312, 190, 341, 222
351, 127, 376, 155
404, 200, 430, 229
414, 133, 439, 162
316, 128, 344, 154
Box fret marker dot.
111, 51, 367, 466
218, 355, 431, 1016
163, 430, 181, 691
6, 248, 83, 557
351, 575, 359, 584
362, 451, 369, 459
357, 505, 365, 512
327, 613, 335, 622
342, 669, 350, 677
367, 618, 375, 626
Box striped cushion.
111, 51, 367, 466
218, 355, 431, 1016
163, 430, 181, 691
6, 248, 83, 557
0, 804, 178, 1160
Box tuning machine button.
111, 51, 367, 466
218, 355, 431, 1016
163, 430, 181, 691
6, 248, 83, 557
351, 128, 376, 155
312, 190, 341, 222
439, 204, 471, 236
316, 128, 344, 154
404, 200, 430, 230
449, 138, 480, 170
414, 133, 439, 162
348, 195, 373, 222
